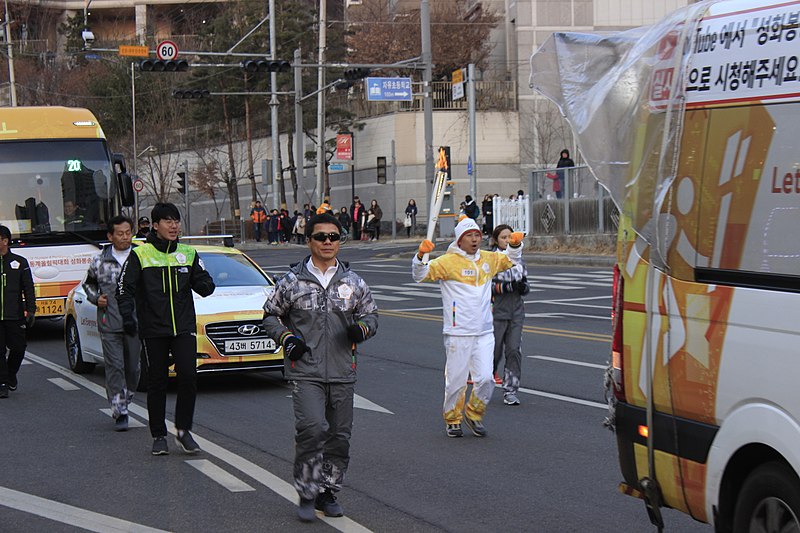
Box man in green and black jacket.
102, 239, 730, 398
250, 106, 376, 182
117, 203, 215, 456
0, 225, 35, 398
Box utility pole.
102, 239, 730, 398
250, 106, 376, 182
182, 160, 190, 232
421, 0, 433, 217
269, 0, 281, 210
294, 48, 304, 187
316, 0, 327, 206
3, 0, 17, 106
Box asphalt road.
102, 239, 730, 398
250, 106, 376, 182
1, 240, 708, 532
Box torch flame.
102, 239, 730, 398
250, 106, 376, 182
435, 147, 448, 170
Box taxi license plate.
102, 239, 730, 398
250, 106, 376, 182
36, 298, 64, 316
224, 339, 276, 354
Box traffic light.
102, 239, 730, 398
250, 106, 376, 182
172, 89, 211, 99
344, 67, 371, 80
376, 156, 387, 184
176, 171, 186, 195
335, 68, 371, 90
239, 60, 291, 73
138, 59, 189, 72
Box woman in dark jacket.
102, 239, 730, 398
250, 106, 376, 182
481, 194, 494, 235
404, 199, 417, 238
369, 199, 383, 241
337, 207, 352, 235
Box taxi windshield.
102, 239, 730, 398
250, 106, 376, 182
199, 253, 271, 287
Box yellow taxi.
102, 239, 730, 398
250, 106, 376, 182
65, 244, 283, 386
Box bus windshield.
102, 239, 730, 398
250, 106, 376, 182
0, 139, 115, 241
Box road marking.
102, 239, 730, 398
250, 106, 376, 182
100, 408, 146, 427
186, 459, 256, 492
556, 281, 611, 288
25, 352, 375, 533
529, 301, 610, 310
0, 486, 169, 533
525, 312, 610, 321
21, 359, 32, 365
354, 394, 394, 414
528, 355, 607, 369
395, 291, 443, 299
527, 295, 611, 304
371, 294, 410, 302
380, 310, 611, 342
525, 283, 584, 290
48, 377, 80, 391
515, 385, 606, 409
553, 273, 612, 278
371, 284, 435, 292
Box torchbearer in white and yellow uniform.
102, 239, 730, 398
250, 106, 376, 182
412, 216, 524, 438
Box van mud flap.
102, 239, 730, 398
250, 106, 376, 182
639, 477, 664, 532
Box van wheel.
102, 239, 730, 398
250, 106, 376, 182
732, 462, 800, 533
65, 319, 95, 374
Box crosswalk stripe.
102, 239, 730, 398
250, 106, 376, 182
48, 377, 80, 391
526, 283, 584, 290
186, 459, 256, 492
528, 355, 607, 369
371, 294, 410, 301
100, 409, 146, 427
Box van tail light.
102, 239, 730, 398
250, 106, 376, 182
611, 264, 626, 402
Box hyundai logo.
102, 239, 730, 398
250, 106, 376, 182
238, 324, 260, 336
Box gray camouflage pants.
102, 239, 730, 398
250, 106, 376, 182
291, 380, 355, 500
101, 331, 141, 418
493, 316, 523, 396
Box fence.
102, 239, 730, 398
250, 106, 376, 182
490, 165, 620, 236
493, 196, 530, 235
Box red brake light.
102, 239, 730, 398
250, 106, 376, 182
611, 264, 625, 402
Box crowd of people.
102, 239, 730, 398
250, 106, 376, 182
249, 196, 389, 244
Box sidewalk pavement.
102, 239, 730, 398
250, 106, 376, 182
236, 235, 615, 268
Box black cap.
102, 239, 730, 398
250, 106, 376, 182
138, 216, 150, 225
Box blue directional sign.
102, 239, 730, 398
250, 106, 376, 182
329, 163, 348, 172
366, 77, 413, 102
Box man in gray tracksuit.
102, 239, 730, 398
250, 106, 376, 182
83, 215, 140, 431
263, 213, 378, 523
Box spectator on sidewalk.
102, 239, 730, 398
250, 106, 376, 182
337, 207, 352, 236
250, 201, 267, 242
404, 199, 417, 238
464, 195, 480, 221
481, 194, 493, 235
369, 200, 383, 241
555, 149, 575, 199
350, 197, 366, 241
135, 216, 151, 239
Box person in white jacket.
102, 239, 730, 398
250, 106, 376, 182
412, 217, 524, 438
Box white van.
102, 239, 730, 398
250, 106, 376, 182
531, 0, 800, 530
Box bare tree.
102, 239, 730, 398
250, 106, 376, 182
346, 0, 499, 78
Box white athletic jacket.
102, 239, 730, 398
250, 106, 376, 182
412, 241, 522, 336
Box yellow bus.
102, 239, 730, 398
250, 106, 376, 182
0, 106, 134, 318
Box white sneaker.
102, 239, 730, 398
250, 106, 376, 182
503, 394, 520, 405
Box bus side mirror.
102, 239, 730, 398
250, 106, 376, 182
119, 172, 135, 207
111, 153, 128, 174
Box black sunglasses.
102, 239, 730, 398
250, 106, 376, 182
310, 232, 341, 243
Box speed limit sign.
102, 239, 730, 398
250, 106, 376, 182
133, 178, 144, 192
156, 40, 179, 61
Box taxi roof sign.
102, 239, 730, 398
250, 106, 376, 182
119, 45, 150, 58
